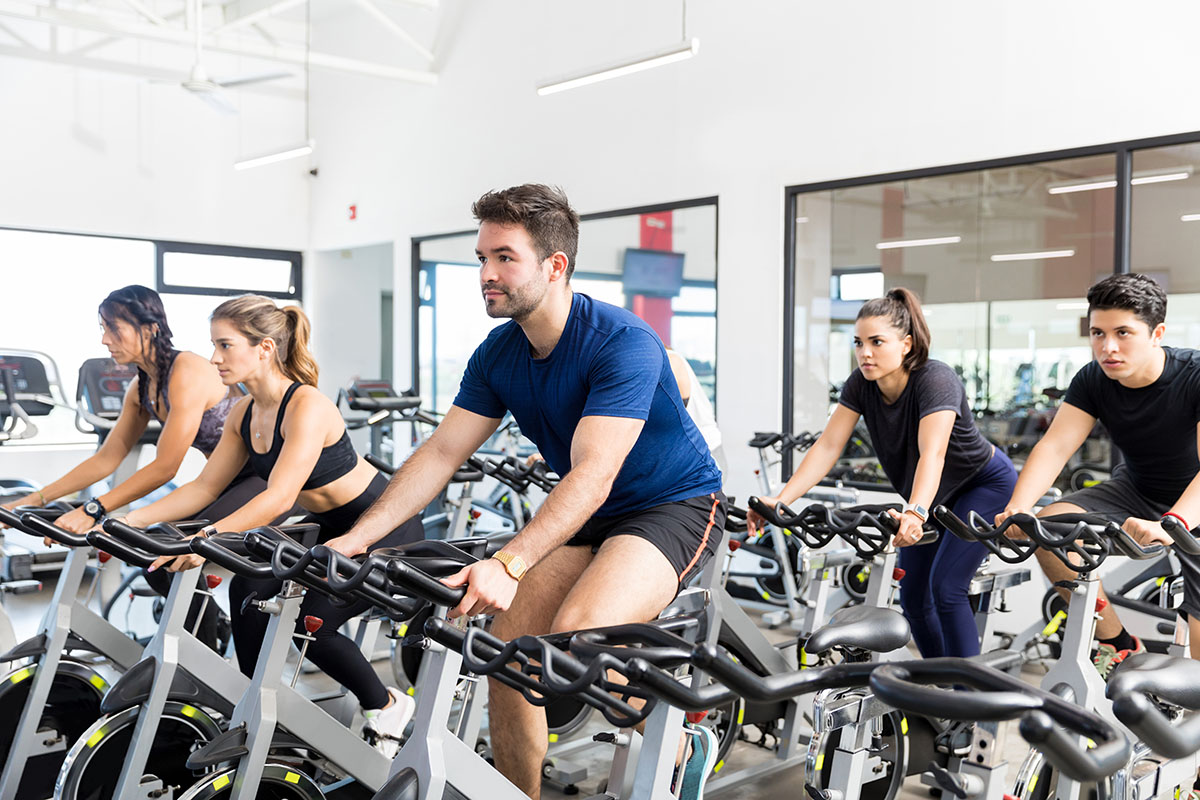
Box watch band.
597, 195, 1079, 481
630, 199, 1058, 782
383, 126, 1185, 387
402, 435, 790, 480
491, 551, 528, 581
902, 503, 928, 523
84, 498, 108, 522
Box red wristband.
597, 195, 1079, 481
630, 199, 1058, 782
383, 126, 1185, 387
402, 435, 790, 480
1163, 511, 1190, 531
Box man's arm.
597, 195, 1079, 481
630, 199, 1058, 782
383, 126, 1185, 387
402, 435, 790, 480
443, 414, 646, 618
326, 405, 502, 556
997, 403, 1096, 522
1126, 420, 1200, 546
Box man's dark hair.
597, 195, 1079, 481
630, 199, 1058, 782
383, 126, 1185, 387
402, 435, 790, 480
1087, 273, 1167, 329
472, 184, 580, 278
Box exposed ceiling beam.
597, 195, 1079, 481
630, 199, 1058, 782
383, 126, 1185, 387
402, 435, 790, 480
118, 0, 165, 26
212, 0, 302, 34
0, 39, 305, 98
352, 0, 431, 61
0, 0, 439, 83
0, 18, 35, 46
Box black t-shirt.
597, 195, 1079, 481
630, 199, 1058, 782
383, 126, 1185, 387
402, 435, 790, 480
839, 360, 993, 506
1062, 346, 1200, 506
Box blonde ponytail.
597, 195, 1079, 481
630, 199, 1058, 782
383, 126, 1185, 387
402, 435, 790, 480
211, 295, 320, 387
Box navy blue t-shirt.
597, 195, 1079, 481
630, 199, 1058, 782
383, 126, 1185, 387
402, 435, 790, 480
452, 293, 722, 517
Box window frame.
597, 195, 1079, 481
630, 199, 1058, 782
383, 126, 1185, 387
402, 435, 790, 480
155, 240, 303, 300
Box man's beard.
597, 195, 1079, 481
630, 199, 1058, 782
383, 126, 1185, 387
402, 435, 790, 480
483, 278, 546, 321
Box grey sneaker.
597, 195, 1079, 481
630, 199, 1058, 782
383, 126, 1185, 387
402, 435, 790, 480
679, 723, 719, 799
1093, 636, 1146, 680
363, 687, 415, 759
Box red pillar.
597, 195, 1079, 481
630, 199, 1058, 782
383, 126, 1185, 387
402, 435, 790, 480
633, 211, 674, 345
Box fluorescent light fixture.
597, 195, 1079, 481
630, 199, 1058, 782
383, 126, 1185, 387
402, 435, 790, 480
990, 249, 1075, 262
1182, 214, 1200, 222
1055, 302, 1089, 310
1047, 167, 1192, 194
234, 141, 314, 171
537, 38, 699, 96
875, 236, 962, 250
1132, 171, 1191, 185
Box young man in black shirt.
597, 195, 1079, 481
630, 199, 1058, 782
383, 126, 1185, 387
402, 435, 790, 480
996, 273, 1200, 675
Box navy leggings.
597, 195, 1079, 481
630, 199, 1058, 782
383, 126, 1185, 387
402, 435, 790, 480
227, 473, 424, 710
897, 448, 1017, 658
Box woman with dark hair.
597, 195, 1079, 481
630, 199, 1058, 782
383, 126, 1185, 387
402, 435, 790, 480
1, 285, 263, 647
747, 288, 1017, 658
128, 294, 424, 756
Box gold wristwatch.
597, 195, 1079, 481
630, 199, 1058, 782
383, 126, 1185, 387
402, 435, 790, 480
491, 551, 528, 581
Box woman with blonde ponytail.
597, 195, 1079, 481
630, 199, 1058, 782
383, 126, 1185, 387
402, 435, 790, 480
748, 287, 1017, 659
127, 293, 422, 755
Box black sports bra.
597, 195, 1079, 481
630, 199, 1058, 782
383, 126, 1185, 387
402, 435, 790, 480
240, 383, 358, 490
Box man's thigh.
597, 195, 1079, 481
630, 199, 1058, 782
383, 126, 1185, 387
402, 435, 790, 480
490, 543, 594, 640
551, 535, 680, 634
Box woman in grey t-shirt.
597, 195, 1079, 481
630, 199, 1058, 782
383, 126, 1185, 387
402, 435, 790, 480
748, 288, 1016, 658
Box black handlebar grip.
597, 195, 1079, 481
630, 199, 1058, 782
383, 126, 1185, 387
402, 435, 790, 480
385, 558, 466, 607
869, 664, 1042, 721
365, 454, 396, 475
1160, 515, 1200, 556
1112, 691, 1200, 759
84, 530, 157, 568
189, 535, 275, 580
1018, 710, 1129, 782
101, 518, 193, 556
18, 511, 90, 548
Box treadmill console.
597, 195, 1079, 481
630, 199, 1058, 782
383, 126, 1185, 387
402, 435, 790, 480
0, 355, 53, 418
346, 379, 421, 413
77, 358, 138, 419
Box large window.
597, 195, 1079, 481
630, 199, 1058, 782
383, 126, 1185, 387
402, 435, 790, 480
2, 227, 301, 446
785, 134, 1200, 484
412, 199, 719, 417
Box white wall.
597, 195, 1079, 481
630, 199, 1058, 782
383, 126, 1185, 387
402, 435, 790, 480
0, 53, 310, 249
301, 0, 1200, 501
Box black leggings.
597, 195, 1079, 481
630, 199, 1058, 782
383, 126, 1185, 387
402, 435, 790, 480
141, 468, 295, 651
227, 473, 424, 710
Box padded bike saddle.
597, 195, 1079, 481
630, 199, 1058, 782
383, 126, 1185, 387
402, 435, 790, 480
1108, 652, 1200, 710
804, 604, 911, 655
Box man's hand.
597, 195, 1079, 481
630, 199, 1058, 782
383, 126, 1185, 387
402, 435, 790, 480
442, 558, 519, 619
746, 494, 781, 536
1123, 517, 1172, 548
325, 531, 368, 560
888, 509, 925, 547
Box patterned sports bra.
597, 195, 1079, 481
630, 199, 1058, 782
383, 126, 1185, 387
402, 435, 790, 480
138, 351, 237, 457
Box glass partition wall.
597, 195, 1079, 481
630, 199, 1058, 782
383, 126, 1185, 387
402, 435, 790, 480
785, 132, 1200, 486
412, 199, 719, 416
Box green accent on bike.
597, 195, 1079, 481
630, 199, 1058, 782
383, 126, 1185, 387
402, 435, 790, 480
180, 704, 198, 718
89, 674, 108, 691
760, 591, 771, 601
1028, 774, 1038, 793
900, 716, 908, 735
548, 733, 559, 743
9, 667, 33, 684
213, 774, 231, 790
816, 753, 824, 771
714, 759, 724, 773
737, 708, 744, 725
1157, 576, 1166, 587
86, 727, 105, 748
285, 772, 301, 784
1083, 479, 1101, 487
1042, 610, 1067, 636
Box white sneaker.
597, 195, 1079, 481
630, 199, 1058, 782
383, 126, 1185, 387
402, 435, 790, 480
363, 687, 415, 759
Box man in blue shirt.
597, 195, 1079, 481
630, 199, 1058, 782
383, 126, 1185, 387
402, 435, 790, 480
330, 184, 725, 798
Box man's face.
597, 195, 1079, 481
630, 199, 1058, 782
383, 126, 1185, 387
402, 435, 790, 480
1088, 307, 1162, 380
476, 221, 550, 321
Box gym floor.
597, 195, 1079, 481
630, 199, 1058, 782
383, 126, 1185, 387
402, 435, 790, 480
5, 563, 1042, 799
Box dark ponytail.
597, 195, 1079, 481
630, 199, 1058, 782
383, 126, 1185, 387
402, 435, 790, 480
98, 285, 177, 407
856, 287, 930, 371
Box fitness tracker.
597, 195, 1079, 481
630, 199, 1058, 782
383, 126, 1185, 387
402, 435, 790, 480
491, 551, 528, 581
82, 499, 107, 523
902, 503, 929, 523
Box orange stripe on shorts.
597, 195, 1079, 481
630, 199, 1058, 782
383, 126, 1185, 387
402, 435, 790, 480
680, 493, 720, 582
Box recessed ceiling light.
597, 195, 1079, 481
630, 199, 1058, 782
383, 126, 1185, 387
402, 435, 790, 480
990, 249, 1075, 262
875, 236, 962, 250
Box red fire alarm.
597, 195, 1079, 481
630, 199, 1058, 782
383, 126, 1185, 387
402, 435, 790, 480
348, 204, 357, 220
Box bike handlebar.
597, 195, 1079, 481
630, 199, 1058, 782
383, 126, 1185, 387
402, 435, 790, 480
12, 508, 89, 547
748, 499, 937, 557
1110, 690, 1200, 759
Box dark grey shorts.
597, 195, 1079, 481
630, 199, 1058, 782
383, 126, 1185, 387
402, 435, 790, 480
1061, 476, 1200, 618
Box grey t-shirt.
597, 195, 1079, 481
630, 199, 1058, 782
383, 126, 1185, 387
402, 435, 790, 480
838, 360, 993, 506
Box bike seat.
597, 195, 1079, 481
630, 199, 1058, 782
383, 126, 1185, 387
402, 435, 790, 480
1108, 652, 1200, 710
804, 605, 910, 655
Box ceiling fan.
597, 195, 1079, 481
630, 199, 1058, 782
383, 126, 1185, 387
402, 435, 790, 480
155, 0, 292, 113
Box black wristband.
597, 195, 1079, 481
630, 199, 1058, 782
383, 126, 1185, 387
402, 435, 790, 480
83, 498, 107, 522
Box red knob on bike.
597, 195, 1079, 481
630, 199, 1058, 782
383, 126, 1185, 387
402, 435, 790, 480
685, 711, 709, 724
304, 616, 324, 634
205, 574, 223, 590
728, 539, 742, 552
470, 510, 482, 520
98, 551, 112, 564
1095, 598, 1108, 613
892, 568, 906, 581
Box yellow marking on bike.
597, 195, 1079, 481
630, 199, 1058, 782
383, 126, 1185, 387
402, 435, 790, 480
89, 674, 108, 691
737, 708, 744, 725
713, 759, 725, 773
1085, 738, 1096, 749
213, 774, 231, 791
180, 704, 198, 719
1028, 774, 1038, 793
406, 686, 416, 696
760, 591, 771, 601
86, 727, 105, 748
398, 623, 409, 636
816, 753, 824, 771
285, 772, 301, 784
856, 568, 869, 583
822, 569, 830, 580
548, 734, 559, 743
9, 667, 33, 684
900, 716, 908, 735
799, 648, 809, 670
1042, 610, 1067, 637
1084, 480, 1101, 487
1157, 577, 1166, 587
783, 529, 791, 537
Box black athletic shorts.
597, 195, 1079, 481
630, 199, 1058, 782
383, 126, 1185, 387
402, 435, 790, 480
565, 492, 726, 587
1061, 474, 1200, 618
